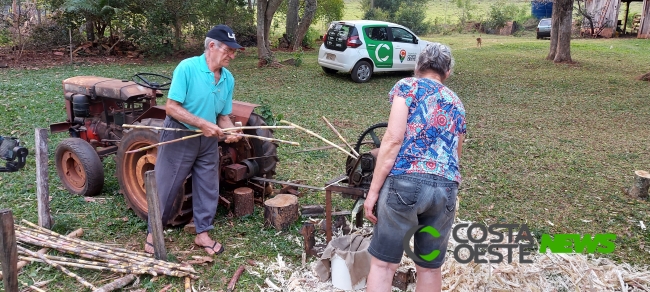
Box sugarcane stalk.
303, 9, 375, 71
19, 279, 47, 292
17, 253, 159, 277
279, 120, 357, 159
322, 116, 359, 158
224, 132, 299, 146
19, 255, 146, 275
17, 223, 149, 257
122, 124, 294, 133
125, 131, 299, 154
19, 246, 97, 290
16, 232, 196, 275
185, 277, 191, 292
125, 133, 203, 153
17, 222, 197, 276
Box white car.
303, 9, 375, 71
318, 20, 432, 83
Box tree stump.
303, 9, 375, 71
628, 170, 650, 199
264, 194, 299, 230
233, 187, 254, 217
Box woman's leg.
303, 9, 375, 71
366, 255, 400, 292
414, 265, 441, 292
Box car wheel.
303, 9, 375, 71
351, 60, 373, 83
537, 34, 541, 39
322, 67, 338, 75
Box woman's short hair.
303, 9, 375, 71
205, 37, 222, 51
415, 42, 454, 77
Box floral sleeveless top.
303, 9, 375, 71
388, 77, 466, 183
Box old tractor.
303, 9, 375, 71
50, 74, 277, 226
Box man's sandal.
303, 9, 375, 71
144, 241, 154, 254
197, 242, 225, 255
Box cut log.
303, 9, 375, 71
628, 170, 650, 199
300, 205, 324, 217
264, 194, 299, 230
226, 265, 246, 292
233, 187, 254, 217
93, 274, 136, 292
183, 222, 196, 234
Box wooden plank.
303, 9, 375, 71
0, 209, 18, 292
35, 128, 53, 229
145, 170, 167, 261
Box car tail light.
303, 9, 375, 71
347, 36, 362, 48
536, 28, 539, 32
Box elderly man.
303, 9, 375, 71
144, 24, 242, 255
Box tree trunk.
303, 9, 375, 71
547, 0, 574, 63
86, 20, 95, 41
256, 0, 283, 65
174, 18, 182, 50
286, 0, 299, 43
291, 0, 317, 51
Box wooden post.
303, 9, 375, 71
628, 170, 650, 199
326, 190, 332, 243
233, 187, 254, 217
300, 222, 317, 257
145, 170, 167, 261
35, 128, 52, 229
0, 209, 18, 292
263, 194, 299, 230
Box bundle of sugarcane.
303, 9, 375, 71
15, 220, 198, 289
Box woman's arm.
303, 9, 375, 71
364, 95, 409, 224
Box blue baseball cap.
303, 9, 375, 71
206, 24, 243, 49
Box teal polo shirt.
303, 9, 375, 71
167, 53, 234, 130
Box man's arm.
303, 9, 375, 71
166, 99, 223, 138
217, 114, 241, 143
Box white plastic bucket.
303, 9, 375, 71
331, 254, 366, 290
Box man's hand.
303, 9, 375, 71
224, 132, 242, 143
364, 191, 379, 224
200, 123, 224, 138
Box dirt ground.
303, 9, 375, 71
0, 48, 187, 70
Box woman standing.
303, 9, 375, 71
364, 42, 466, 292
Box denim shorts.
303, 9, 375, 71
367, 173, 458, 269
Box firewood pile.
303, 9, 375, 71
52, 36, 141, 58
13, 220, 197, 291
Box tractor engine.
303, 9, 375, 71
51, 76, 162, 156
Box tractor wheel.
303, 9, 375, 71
116, 118, 193, 226
244, 113, 278, 178
54, 138, 104, 196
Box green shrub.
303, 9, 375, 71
28, 21, 84, 50
393, 4, 432, 35
0, 29, 12, 46
362, 7, 391, 22
301, 26, 320, 49
483, 1, 531, 32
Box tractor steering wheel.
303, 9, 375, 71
132, 73, 172, 90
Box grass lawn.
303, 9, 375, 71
1, 34, 650, 290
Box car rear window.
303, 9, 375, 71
539, 19, 551, 26
325, 23, 358, 51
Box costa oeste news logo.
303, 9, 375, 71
403, 223, 616, 264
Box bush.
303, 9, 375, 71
483, 1, 531, 33
362, 7, 391, 22
302, 26, 320, 49
28, 21, 84, 50
393, 4, 432, 35
0, 29, 12, 46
